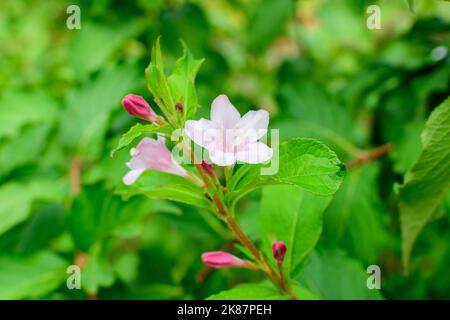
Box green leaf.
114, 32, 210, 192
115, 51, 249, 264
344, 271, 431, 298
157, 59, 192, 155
261, 185, 332, 279
145, 37, 176, 119
112, 251, 139, 284
0, 251, 66, 299
60, 63, 141, 159
247, 0, 294, 50
207, 282, 285, 300
299, 246, 383, 300
118, 171, 210, 209
82, 248, 115, 294
145, 38, 203, 124
67, 183, 154, 251
324, 164, 390, 264
228, 138, 346, 206
398, 96, 450, 271
0, 124, 51, 178
0, 179, 68, 236
16, 204, 65, 255
292, 284, 319, 300
407, 0, 418, 13
167, 41, 204, 121
390, 121, 423, 173
276, 82, 362, 156
69, 22, 143, 78
0, 90, 58, 139
110, 123, 172, 157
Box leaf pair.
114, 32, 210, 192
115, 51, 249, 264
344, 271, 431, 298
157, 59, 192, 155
145, 38, 204, 127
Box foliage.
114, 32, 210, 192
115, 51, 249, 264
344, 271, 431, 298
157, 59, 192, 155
0, 0, 449, 300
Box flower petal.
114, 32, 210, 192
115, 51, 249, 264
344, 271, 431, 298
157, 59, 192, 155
185, 119, 219, 148
211, 95, 241, 128
209, 148, 236, 166
123, 169, 145, 185
235, 142, 273, 164
237, 110, 269, 142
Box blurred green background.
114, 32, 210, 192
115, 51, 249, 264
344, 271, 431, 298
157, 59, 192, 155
0, 0, 449, 299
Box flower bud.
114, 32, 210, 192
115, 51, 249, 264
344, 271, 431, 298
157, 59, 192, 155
175, 102, 184, 113
201, 251, 246, 269
272, 241, 287, 262
122, 94, 159, 123
201, 160, 214, 176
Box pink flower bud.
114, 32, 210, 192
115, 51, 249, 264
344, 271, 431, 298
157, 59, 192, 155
272, 241, 287, 262
122, 94, 159, 123
201, 160, 214, 176
201, 251, 246, 269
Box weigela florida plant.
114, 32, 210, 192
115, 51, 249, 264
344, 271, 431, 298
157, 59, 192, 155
114, 39, 346, 299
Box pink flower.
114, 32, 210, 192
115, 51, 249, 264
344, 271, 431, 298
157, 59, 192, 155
122, 94, 162, 124
123, 136, 188, 185
272, 241, 287, 262
201, 251, 246, 268
185, 95, 273, 166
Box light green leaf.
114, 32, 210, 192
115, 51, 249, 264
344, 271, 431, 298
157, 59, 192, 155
167, 41, 204, 121
261, 185, 332, 279
292, 284, 319, 300
0, 124, 51, 178
0, 251, 66, 299
390, 121, 423, 173
118, 171, 210, 209
110, 123, 172, 157
299, 246, 383, 300
145, 37, 176, 120
0, 90, 58, 139
112, 251, 139, 284
398, 96, 450, 271
69, 22, 143, 78
82, 249, 115, 294
407, 0, 417, 13
207, 282, 285, 300
145, 38, 203, 124
60, 63, 141, 159
0, 179, 68, 235
229, 138, 346, 206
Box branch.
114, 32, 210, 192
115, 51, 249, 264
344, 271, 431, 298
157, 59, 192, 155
346, 143, 394, 170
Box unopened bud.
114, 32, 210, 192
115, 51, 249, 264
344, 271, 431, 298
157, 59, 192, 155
122, 94, 160, 123
201, 160, 214, 176
201, 251, 246, 269
272, 241, 287, 262
175, 102, 184, 113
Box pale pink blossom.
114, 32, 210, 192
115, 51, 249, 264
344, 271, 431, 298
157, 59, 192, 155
122, 94, 162, 124
184, 95, 273, 166
201, 251, 246, 269
123, 136, 188, 185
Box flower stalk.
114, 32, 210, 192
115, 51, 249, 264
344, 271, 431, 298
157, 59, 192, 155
188, 147, 294, 298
